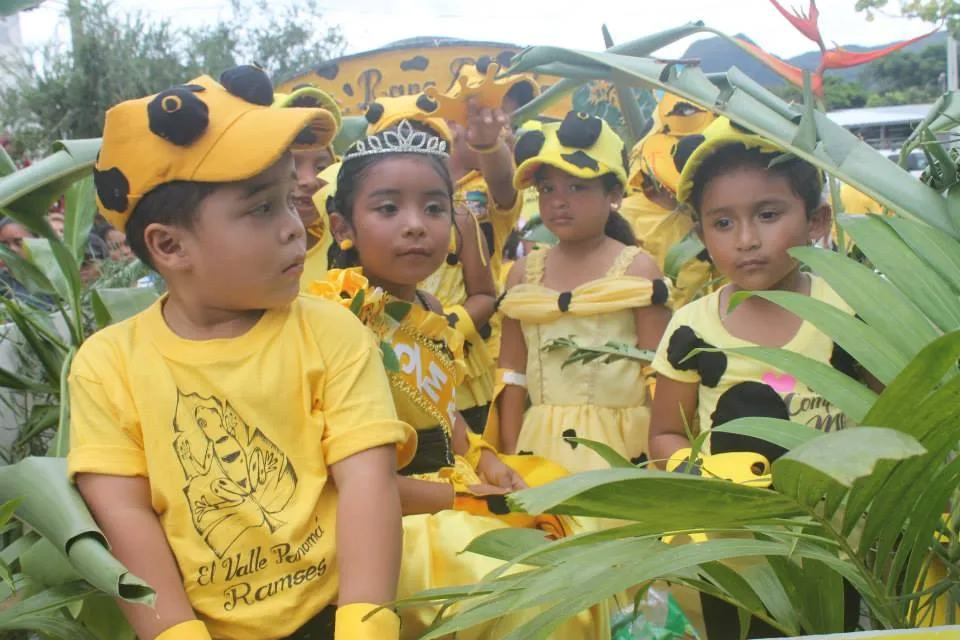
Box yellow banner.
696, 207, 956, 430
387, 321, 459, 433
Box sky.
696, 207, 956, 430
15, 0, 940, 60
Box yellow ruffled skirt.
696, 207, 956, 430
517, 404, 651, 474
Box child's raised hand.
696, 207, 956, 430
465, 96, 508, 151
477, 449, 528, 492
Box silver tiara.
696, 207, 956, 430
343, 118, 449, 161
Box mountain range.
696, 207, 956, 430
680, 31, 946, 86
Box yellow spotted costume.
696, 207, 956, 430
626, 93, 721, 309
488, 112, 673, 473
306, 269, 608, 640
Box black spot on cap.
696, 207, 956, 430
315, 62, 339, 80
673, 134, 705, 173
557, 291, 573, 312
557, 111, 602, 148
561, 151, 600, 172
710, 381, 790, 462
365, 102, 385, 124
219, 65, 274, 106
482, 494, 511, 515
147, 88, 209, 146
476, 55, 494, 75
514, 129, 546, 165
561, 428, 578, 449
666, 325, 727, 387
496, 51, 515, 68
445, 253, 459, 265
93, 166, 130, 213
400, 55, 429, 72
342, 83, 354, 97
652, 279, 669, 305
416, 94, 439, 113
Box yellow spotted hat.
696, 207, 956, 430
676, 117, 794, 207
364, 94, 453, 147
628, 93, 716, 195
94, 66, 337, 232
420, 57, 540, 123
513, 111, 628, 193
273, 85, 342, 152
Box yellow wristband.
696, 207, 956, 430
334, 603, 400, 640
445, 304, 481, 343
465, 430, 496, 469
154, 620, 211, 640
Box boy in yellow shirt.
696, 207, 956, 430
69, 65, 414, 640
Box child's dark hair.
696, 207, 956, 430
125, 181, 218, 269
333, 122, 455, 268
688, 144, 822, 222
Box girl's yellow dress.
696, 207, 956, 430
491, 245, 670, 474
308, 269, 608, 640
419, 227, 495, 426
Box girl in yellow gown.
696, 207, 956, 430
487, 112, 672, 474
307, 120, 608, 639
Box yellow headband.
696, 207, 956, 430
94, 67, 336, 232
364, 94, 453, 147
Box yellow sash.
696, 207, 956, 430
386, 319, 459, 434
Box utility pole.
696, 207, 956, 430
948, 32, 958, 92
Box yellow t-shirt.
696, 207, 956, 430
651, 276, 857, 455
299, 232, 332, 293
67, 296, 414, 640
454, 170, 523, 283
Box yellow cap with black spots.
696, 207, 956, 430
628, 93, 716, 194
657, 93, 715, 137
364, 94, 453, 147
94, 65, 337, 232
273, 85, 342, 153
420, 56, 540, 123
676, 117, 794, 208
513, 111, 628, 193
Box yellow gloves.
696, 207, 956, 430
154, 621, 211, 640
335, 603, 401, 639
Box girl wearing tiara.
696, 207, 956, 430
308, 120, 608, 639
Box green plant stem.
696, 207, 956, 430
50, 348, 76, 458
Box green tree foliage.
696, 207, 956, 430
860, 43, 946, 105
0, 0, 345, 156
776, 76, 870, 110
857, 0, 960, 36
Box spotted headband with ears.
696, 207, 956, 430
513, 111, 628, 192
93, 65, 337, 232
363, 94, 453, 147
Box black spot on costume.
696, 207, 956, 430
631, 453, 649, 466
147, 88, 210, 146
561, 151, 600, 172
709, 381, 790, 462
561, 429, 578, 449
93, 167, 130, 213
557, 111, 602, 148
400, 55, 430, 72
482, 494, 511, 515
665, 325, 727, 388
557, 291, 573, 312
514, 130, 546, 164
315, 62, 339, 80
652, 279, 669, 306
219, 65, 273, 106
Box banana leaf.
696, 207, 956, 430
0, 145, 15, 178
0, 457, 154, 605
331, 116, 368, 156
62, 176, 98, 266
0, 139, 101, 232
664, 231, 705, 280
504, 47, 957, 238
91, 287, 159, 329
